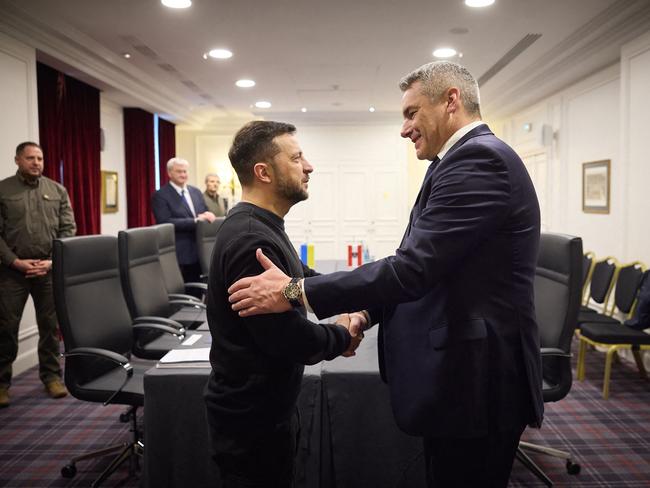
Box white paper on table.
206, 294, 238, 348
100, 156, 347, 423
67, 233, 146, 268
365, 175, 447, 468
159, 347, 210, 364
181, 334, 202, 346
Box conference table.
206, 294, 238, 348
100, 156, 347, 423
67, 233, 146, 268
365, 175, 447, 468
142, 325, 427, 488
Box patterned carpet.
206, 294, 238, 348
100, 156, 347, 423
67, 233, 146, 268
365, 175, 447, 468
1, 340, 649, 488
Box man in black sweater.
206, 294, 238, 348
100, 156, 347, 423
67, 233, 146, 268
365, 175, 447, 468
204, 121, 362, 487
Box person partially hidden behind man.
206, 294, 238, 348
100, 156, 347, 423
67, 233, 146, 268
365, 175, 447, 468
151, 157, 217, 283
0, 142, 77, 407
203, 173, 229, 217
203, 121, 363, 487
227, 61, 543, 488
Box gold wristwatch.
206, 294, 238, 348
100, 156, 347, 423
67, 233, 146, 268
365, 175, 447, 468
282, 277, 302, 308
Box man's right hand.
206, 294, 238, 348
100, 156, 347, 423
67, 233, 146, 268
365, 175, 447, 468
197, 211, 217, 223
11, 258, 41, 275
336, 313, 365, 357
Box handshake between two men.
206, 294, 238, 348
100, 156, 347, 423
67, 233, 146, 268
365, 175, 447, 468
228, 247, 368, 358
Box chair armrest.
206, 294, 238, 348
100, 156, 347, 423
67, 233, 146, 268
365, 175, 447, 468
169, 293, 201, 302
133, 323, 186, 338
184, 282, 208, 291
64, 347, 133, 406
134, 316, 184, 330
540, 347, 572, 358
169, 299, 207, 310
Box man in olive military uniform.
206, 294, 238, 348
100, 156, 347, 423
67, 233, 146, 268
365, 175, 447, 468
203, 173, 229, 217
0, 142, 76, 408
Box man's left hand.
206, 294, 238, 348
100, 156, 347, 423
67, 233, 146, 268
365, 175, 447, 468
228, 249, 292, 316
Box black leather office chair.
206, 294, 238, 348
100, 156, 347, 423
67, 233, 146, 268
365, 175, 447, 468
153, 223, 208, 300
118, 226, 206, 329
52, 235, 185, 486
516, 233, 582, 487
196, 217, 224, 278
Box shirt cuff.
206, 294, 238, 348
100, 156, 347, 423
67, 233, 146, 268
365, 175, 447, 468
299, 278, 314, 313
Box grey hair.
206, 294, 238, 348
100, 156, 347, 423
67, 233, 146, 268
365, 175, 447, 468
399, 61, 481, 116
204, 173, 220, 183
166, 157, 189, 171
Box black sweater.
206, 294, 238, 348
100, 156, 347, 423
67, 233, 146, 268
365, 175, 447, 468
204, 202, 351, 432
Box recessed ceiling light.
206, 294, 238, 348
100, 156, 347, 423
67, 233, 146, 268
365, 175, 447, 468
368, 106, 376, 113
123, 53, 131, 59
465, 0, 495, 7
235, 79, 255, 88
208, 49, 233, 59
255, 101, 271, 109
161, 0, 192, 8
301, 107, 307, 113
433, 47, 457, 58
202, 53, 208, 60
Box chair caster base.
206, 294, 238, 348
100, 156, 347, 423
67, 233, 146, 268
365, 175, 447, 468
566, 460, 581, 475
61, 463, 77, 478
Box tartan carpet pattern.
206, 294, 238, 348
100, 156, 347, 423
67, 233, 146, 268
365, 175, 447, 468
1, 339, 649, 487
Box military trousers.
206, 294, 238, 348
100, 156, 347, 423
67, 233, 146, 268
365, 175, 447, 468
0, 266, 61, 388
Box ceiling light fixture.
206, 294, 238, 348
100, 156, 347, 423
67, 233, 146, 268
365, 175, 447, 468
369, 106, 376, 113
235, 79, 255, 88
161, 0, 192, 8
301, 107, 308, 113
465, 0, 495, 7
123, 53, 131, 59
255, 101, 272, 109
433, 47, 457, 58
208, 49, 233, 59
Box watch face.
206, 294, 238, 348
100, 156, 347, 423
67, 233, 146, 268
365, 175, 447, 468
284, 283, 301, 300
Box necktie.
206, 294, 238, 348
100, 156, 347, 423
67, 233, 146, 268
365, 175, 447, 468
180, 189, 194, 217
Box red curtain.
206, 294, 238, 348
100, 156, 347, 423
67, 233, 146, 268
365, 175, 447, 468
36, 63, 64, 182
62, 76, 101, 235
158, 118, 176, 187
36, 62, 101, 235
124, 108, 156, 228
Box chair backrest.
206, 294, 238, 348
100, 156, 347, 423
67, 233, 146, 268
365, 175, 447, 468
611, 262, 646, 317
196, 217, 225, 277
587, 257, 619, 309
534, 232, 583, 402
582, 251, 595, 303
152, 223, 186, 294
118, 226, 171, 318
53, 235, 134, 392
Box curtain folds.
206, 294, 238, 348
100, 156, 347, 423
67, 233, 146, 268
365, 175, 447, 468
36, 62, 101, 235
158, 118, 176, 188
123, 108, 156, 228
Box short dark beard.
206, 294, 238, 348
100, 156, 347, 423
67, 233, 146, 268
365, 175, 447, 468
276, 176, 308, 205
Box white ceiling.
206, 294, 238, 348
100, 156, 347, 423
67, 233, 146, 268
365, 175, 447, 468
1, 0, 650, 128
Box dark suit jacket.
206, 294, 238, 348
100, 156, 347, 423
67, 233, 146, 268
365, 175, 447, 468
305, 124, 544, 438
151, 183, 208, 265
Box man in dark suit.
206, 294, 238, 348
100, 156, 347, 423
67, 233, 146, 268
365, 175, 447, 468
227, 61, 543, 487
152, 157, 217, 283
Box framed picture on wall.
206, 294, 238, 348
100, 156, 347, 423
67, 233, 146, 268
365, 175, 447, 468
582, 160, 610, 214
101, 170, 118, 213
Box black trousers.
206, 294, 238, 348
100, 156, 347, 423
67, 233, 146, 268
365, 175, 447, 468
212, 411, 300, 488
423, 422, 526, 488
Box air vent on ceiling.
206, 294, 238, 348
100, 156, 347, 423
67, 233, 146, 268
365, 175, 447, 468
158, 63, 180, 75
181, 80, 201, 92
477, 33, 542, 86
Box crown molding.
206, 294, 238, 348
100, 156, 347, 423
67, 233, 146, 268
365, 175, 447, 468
0, 1, 210, 127
482, 0, 650, 120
